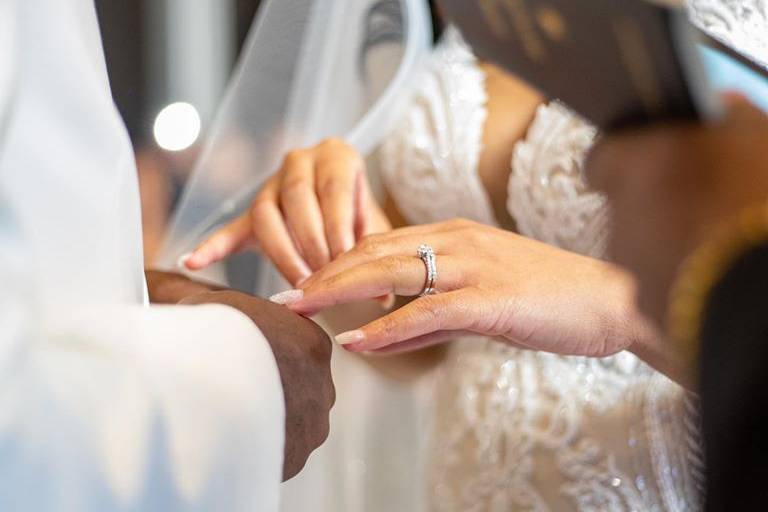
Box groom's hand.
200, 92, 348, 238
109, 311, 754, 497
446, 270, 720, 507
180, 290, 335, 481
145, 270, 225, 304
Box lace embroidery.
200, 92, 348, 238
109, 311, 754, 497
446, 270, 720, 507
687, 0, 768, 68
507, 102, 606, 258
378, 27, 498, 227
428, 341, 679, 512
376, 2, 768, 506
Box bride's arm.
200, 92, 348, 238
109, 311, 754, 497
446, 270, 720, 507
275, 220, 693, 387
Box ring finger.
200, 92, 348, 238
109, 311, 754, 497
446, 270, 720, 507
286, 254, 465, 316
301, 225, 460, 289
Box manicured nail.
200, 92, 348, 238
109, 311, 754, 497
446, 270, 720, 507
335, 330, 365, 345
269, 289, 304, 305
177, 252, 193, 270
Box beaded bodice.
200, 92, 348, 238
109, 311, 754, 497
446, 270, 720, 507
378, 1, 765, 508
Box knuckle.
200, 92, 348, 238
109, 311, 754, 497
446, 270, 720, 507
325, 271, 349, 291
314, 416, 331, 448
318, 140, 363, 167
281, 174, 309, 196
320, 137, 348, 151
381, 256, 406, 275
460, 225, 484, 244
359, 235, 384, 256
283, 149, 307, 167
250, 198, 271, 221
363, 241, 382, 257
448, 217, 473, 230
377, 316, 398, 339
318, 176, 345, 198
412, 299, 442, 324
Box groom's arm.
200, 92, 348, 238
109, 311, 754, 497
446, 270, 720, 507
0, 300, 287, 511
0, 274, 332, 510
180, 290, 335, 481
145, 270, 335, 480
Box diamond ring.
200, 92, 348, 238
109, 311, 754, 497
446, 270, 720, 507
417, 244, 437, 297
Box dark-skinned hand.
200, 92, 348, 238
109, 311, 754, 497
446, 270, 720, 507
175, 288, 335, 481
145, 269, 225, 304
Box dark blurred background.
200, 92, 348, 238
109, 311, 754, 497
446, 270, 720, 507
95, 0, 261, 146
93, 0, 263, 261
92, 0, 441, 264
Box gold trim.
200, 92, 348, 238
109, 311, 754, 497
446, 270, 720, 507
668, 203, 768, 377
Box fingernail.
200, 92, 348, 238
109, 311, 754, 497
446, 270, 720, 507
296, 275, 310, 287
177, 252, 193, 270
380, 294, 396, 311
335, 330, 365, 346
269, 289, 304, 305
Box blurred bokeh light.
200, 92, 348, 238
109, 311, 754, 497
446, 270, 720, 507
153, 102, 202, 152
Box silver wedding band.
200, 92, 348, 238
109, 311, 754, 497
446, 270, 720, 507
417, 244, 437, 297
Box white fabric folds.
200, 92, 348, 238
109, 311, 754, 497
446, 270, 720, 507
0, 1, 285, 510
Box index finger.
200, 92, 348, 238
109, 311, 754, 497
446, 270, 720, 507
185, 213, 255, 270
334, 291, 473, 352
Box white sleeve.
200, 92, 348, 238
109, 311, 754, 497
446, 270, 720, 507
0, 0, 15, 140
0, 303, 285, 512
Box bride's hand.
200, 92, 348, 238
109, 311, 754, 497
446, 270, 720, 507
184, 138, 391, 285
272, 219, 645, 357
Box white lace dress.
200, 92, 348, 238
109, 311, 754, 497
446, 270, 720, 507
378, 2, 767, 510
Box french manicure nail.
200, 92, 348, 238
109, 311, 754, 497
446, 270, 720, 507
335, 330, 365, 345
177, 252, 193, 270
269, 289, 304, 305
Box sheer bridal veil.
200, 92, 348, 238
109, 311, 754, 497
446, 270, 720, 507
157, 0, 432, 296
156, 4, 434, 510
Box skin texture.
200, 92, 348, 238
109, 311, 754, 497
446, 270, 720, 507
586, 101, 768, 329
184, 64, 543, 281
184, 138, 391, 286
280, 219, 652, 363
182, 62, 666, 379
147, 272, 335, 481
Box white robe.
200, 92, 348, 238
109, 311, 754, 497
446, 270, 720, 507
0, 0, 285, 510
